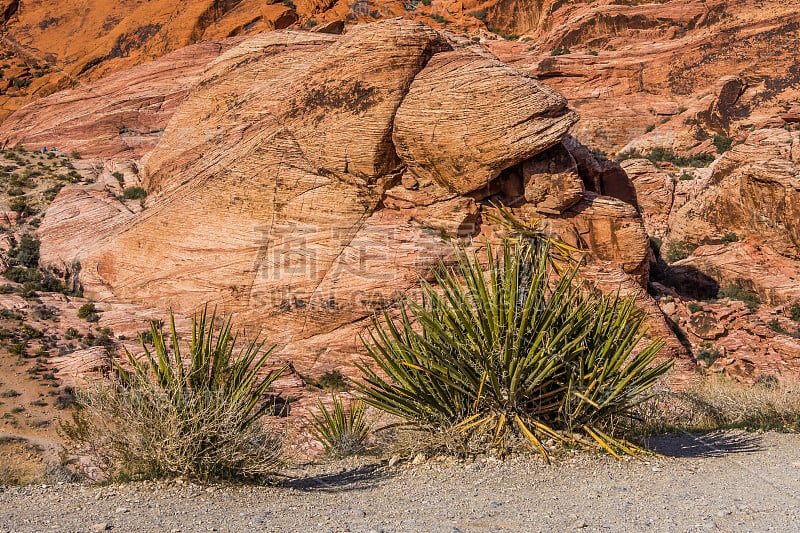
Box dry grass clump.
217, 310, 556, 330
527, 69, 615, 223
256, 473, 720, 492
632, 377, 800, 435
62, 307, 286, 483
65, 384, 284, 482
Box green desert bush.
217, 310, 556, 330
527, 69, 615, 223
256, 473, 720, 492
717, 284, 761, 311
664, 240, 697, 263
788, 302, 800, 322
309, 395, 372, 457
76, 302, 97, 320
62, 307, 287, 482
617, 147, 715, 168
687, 302, 703, 314
356, 221, 670, 461
122, 186, 147, 200
306, 369, 349, 392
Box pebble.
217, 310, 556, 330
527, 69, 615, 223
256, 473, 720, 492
90, 523, 109, 532
116, 507, 130, 514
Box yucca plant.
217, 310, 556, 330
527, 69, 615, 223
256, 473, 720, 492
63, 306, 287, 481
356, 238, 671, 461
309, 395, 372, 457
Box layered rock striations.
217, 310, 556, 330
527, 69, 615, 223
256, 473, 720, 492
21, 19, 671, 375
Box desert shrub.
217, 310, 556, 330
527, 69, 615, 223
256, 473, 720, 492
122, 186, 147, 200
112, 171, 124, 186
665, 377, 799, 432
687, 302, 703, 314
62, 307, 287, 482
7, 234, 40, 268
717, 284, 760, 311
664, 240, 697, 263
8, 343, 27, 357
32, 305, 57, 321
712, 134, 733, 154
468, 9, 487, 21
550, 46, 570, 56
590, 147, 608, 159
76, 302, 96, 320
306, 369, 349, 392
309, 395, 372, 457
789, 302, 800, 322
617, 147, 715, 167
43, 183, 64, 202
4, 266, 41, 284
768, 318, 788, 335
8, 197, 35, 217
356, 229, 670, 461
695, 346, 722, 365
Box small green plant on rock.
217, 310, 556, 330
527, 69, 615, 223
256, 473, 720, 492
788, 302, 800, 322
122, 186, 147, 201
768, 319, 788, 335
77, 302, 97, 321
306, 369, 349, 392
688, 302, 703, 314
664, 240, 698, 263
717, 284, 761, 311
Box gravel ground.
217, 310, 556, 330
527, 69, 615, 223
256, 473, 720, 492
1, 431, 798, 533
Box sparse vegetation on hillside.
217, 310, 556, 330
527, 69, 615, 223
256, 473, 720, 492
122, 186, 147, 201
718, 284, 761, 311
617, 147, 715, 167
664, 239, 698, 263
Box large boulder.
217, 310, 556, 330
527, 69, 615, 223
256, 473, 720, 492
544, 193, 650, 285
522, 141, 585, 214
393, 48, 578, 195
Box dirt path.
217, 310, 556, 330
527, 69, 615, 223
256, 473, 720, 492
1, 431, 798, 532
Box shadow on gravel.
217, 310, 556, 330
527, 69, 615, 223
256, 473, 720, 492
287, 463, 390, 492
643, 431, 762, 458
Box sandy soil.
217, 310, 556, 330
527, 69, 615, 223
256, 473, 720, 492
0, 431, 798, 533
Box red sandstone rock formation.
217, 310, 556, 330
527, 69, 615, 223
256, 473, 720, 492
20, 20, 671, 377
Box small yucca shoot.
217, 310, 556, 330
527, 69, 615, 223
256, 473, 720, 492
309, 395, 372, 457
